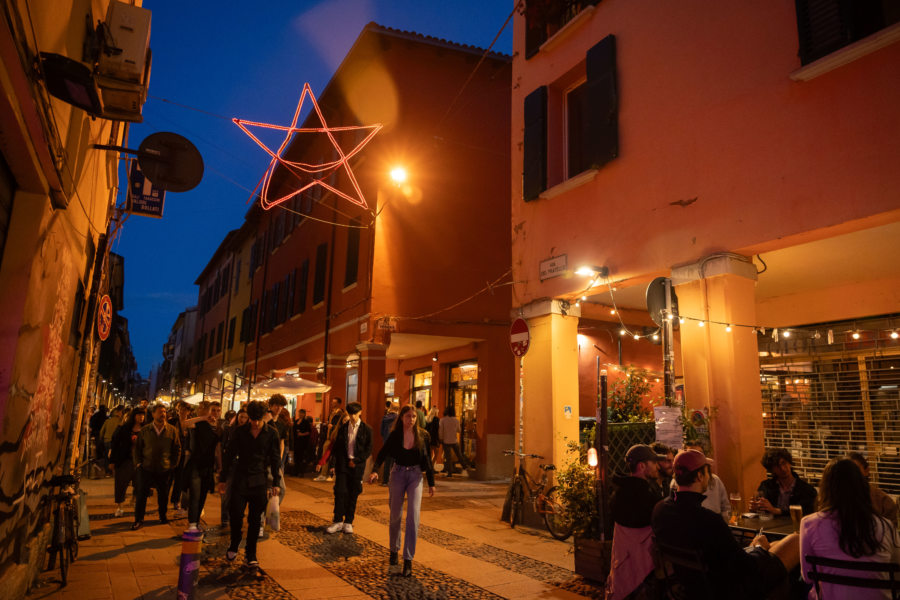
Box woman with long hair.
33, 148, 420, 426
109, 407, 146, 517
368, 404, 435, 577
800, 458, 900, 599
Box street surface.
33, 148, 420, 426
27, 473, 603, 599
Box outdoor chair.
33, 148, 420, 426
654, 539, 715, 600
805, 555, 900, 600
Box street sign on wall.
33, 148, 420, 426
539, 254, 567, 280
97, 294, 113, 341
127, 160, 166, 218
510, 317, 530, 357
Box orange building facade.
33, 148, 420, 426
511, 2, 900, 498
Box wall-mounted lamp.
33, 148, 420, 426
432, 353, 438, 362
575, 265, 609, 278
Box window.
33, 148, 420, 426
216, 321, 224, 353
285, 270, 296, 317
411, 369, 433, 410
208, 332, 215, 359
346, 369, 358, 404
233, 259, 241, 294
344, 218, 361, 287
313, 242, 328, 305
522, 35, 618, 201
296, 259, 309, 314
524, 0, 600, 59
227, 317, 236, 349
796, 0, 900, 65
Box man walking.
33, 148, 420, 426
132, 403, 182, 530
218, 401, 281, 571
326, 402, 372, 534
438, 406, 465, 477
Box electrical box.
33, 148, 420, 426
98, 1, 151, 83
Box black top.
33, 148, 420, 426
188, 421, 220, 471
652, 490, 765, 599
220, 422, 282, 491
293, 417, 311, 440
373, 428, 435, 487
109, 424, 140, 466
757, 472, 817, 515
610, 474, 661, 528
331, 420, 373, 465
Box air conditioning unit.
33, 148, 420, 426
97, 1, 151, 83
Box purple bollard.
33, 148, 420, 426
177, 529, 202, 600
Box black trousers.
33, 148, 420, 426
229, 486, 268, 561
135, 468, 172, 523
188, 465, 215, 524
332, 459, 365, 524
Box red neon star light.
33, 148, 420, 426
233, 82, 382, 211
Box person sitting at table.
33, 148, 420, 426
754, 448, 817, 517
668, 441, 731, 522
846, 451, 898, 529
650, 442, 676, 499
652, 449, 801, 599
800, 458, 900, 599
605, 444, 668, 600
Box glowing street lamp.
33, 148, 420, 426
389, 166, 407, 185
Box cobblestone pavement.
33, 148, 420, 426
276, 510, 505, 600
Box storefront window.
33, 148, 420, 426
411, 369, 432, 409
385, 375, 396, 404
449, 362, 478, 467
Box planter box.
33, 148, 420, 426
574, 536, 612, 583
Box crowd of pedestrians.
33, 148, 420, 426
85, 393, 465, 577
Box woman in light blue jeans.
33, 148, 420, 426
369, 405, 435, 577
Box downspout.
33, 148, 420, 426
320, 194, 338, 421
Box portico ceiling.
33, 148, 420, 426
386, 333, 482, 360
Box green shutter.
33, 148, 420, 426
584, 34, 618, 170
523, 86, 548, 202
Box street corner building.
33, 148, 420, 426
0, 1, 150, 596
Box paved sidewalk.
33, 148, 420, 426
27, 471, 603, 599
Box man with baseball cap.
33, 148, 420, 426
605, 444, 668, 600
652, 449, 800, 598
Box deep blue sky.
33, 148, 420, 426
117, 1, 514, 377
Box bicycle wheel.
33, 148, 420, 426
66, 505, 78, 560
58, 517, 69, 586
542, 486, 574, 541
508, 479, 524, 528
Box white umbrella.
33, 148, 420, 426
182, 392, 204, 405
253, 374, 331, 396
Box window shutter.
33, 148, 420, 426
584, 34, 618, 170
795, 0, 886, 65
523, 86, 548, 202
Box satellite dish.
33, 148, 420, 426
137, 132, 204, 192
646, 277, 679, 327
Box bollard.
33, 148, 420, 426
176, 529, 202, 600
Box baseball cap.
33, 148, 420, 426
625, 444, 667, 466
673, 449, 714, 474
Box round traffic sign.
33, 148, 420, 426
510, 317, 530, 357
97, 295, 113, 341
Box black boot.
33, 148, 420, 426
389, 551, 399, 566
402, 559, 412, 577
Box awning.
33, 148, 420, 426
182, 392, 204, 405
252, 374, 331, 396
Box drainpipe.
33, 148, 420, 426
320, 194, 338, 421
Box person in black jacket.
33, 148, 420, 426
752, 448, 817, 517
325, 402, 372, 535
109, 407, 146, 517
217, 401, 281, 570
185, 401, 221, 533
368, 404, 435, 577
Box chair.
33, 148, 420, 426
805, 554, 900, 600
654, 540, 715, 600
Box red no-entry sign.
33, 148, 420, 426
97, 295, 112, 341
510, 317, 530, 357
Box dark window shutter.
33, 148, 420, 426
344, 218, 361, 287
297, 259, 309, 314
795, 0, 887, 65
227, 317, 236, 349
286, 270, 296, 316
313, 243, 328, 305
584, 34, 618, 171
523, 86, 548, 202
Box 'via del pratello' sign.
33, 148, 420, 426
539, 254, 567, 281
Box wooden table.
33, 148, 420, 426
729, 515, 796, 546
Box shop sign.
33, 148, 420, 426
127, 160, 165, 218
510, 317, 530, 357
539, 254, 567, 280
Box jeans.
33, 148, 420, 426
188, 465, 215, 524
333, 459, 365, 524
135, 468, 172, 523
389, 465, 424, 561
442, 443, 465, 475
113, 460, 135, 504
229, 487, 268, 562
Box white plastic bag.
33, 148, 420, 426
266, 494, 280, 531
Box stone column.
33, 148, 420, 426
672, 254, 766, 501
519, 299, 581, 474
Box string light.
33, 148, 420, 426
619, 329, 627, 336
783, 330, 791, 338
633, 334, 640, 340
852, 331, 861, 340
725, 324, 732, 332
891, 331, 899, 340
610, 308, 617, 315
679, 317, 685, 324
698, 321, 705, 327
652, 333, 659, 341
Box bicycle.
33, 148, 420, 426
502, 450, 574, 541
45, 474, 80, 586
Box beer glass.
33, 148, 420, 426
729, 493, 742, 523
790, 504, 803, 532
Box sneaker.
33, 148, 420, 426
114, 508, 124, 517
131, 521, 143, 530
325, 522, 344, 534
326, 475, 334, 482
402, 559, 413, 577
246, 559, 259, 568
313, 474, 327, 482
343, 523, 354, 534
225, 550, 238, 562
186, 523, 200, 533
258, 525, 265, 537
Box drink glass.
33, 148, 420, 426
729, 493, 742, 523
790, 504, 803, 532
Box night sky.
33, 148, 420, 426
116, 1, 515, 376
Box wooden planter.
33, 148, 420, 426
574, 536, 612, 583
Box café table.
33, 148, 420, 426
729, 514, 796, 546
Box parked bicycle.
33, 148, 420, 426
503, 450, 573, 541
45, 473, 80, 586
